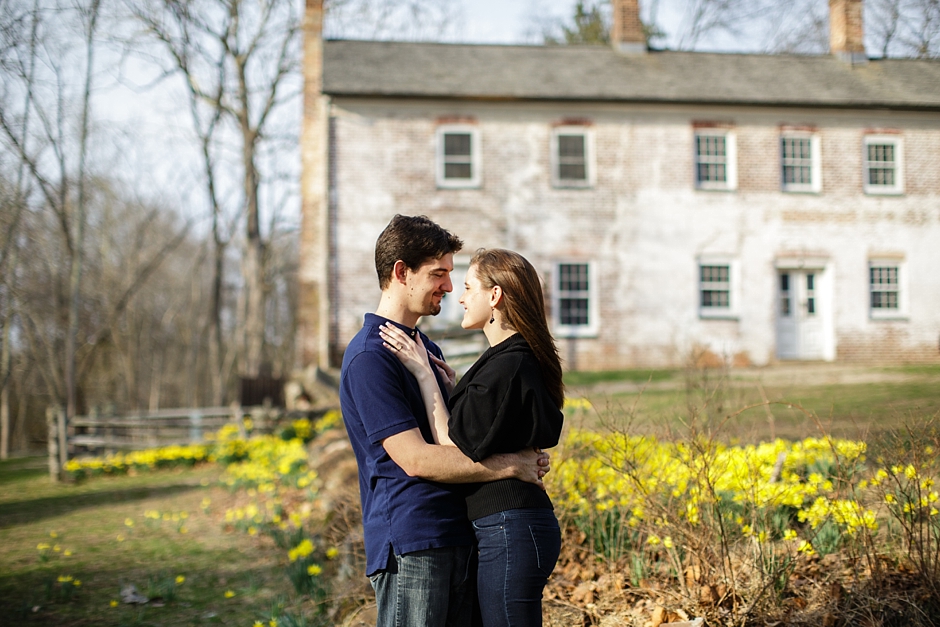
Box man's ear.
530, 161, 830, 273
392, 260, 409, 285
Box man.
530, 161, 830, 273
340, 215, 548, 627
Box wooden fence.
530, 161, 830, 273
46, 404, 283, 481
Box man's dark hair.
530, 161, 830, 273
375, 215, 463, 289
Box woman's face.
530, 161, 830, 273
458, 264, 492, 330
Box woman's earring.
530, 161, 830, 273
489, 309, 495, 324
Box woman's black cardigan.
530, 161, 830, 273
447, 333, 564, 521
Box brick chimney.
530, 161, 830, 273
829, 0, 867, 64
299, 0, 332, 368
611, 0, 646, 54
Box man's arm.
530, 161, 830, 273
382, 428, 549, 486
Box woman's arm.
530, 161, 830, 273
379, 323, 455, 446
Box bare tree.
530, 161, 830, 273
869, 0, 905, 56
0, 0, 202, 459
0, 0, 105, 439
64, 0, 104, 440
760, 0, 829, 54
901, 0, 940, 56
127, 0, 302, 380
865, 0, 940, 57
0, 0, 40, 459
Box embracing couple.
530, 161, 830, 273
340, 214, 565, 627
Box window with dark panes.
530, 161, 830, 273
557, 134, 587, 181
865, 142, 895, 187
442, 132, 473, 180
870, 266, 899, 310
700, 264, 730, 308
806, 273, 816, 314
557, 263, 590, 326
782, 137, 813, 186
695, 134, 727, 184
779, 273, 791, 316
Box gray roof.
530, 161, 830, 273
323, 40, 940, 111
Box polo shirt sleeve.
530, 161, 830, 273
344, 350, 420, 445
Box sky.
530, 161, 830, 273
461, 0, 547, 43
406, 0, 713, 51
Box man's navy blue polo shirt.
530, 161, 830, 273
340, 313, 474, 576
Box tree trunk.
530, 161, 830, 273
0, 235, 16, 460
1, 327, 10, 460
242, 235, 265, 377
240, 121, 264, 378
65, 0, 101, 434
235, 9, 265, 379
209, 236, 225, 403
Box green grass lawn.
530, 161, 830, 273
0, 458, 304, 627
563, 368, 676, 387
563, 367, 940, 445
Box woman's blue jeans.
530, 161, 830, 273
472, 508, 561, 627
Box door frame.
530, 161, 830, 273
774, 256, 836, 361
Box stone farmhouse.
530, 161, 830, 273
298, 0, 940, 371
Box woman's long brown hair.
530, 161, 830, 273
471, 249, 564, 409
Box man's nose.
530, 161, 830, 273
443, 276, 453, 293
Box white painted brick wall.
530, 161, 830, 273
325, 99, 940, 369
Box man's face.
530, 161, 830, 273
404, 253, 454, 317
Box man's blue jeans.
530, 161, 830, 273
369, 545, 476, 627
473, 508, 561, 627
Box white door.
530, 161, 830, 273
776, 270, 825, 360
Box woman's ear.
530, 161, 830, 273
489, 285, 503, 308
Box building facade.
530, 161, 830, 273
299, 0, 940, 370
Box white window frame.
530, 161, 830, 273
551, 261, 598, 338
550, 126, 595, 189
868, 258, 908, 320
694, 130, 737, 191
780, 132, 822, 193
436, 125, 481, 189
698, 257, 740, 319
863, 135, 904, 195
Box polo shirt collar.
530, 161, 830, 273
364, 313, 419, 340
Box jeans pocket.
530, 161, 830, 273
472, 512, 505, 533
529, 523, 561, 577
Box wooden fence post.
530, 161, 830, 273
189, 410, 202, 443
105, 403, 116, 456
46, 406, 60, 482
231, 401, 244, 438
57, 406, 67, 473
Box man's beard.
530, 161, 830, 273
424, 293, 444, 316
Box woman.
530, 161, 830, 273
379, 248, 564, 627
